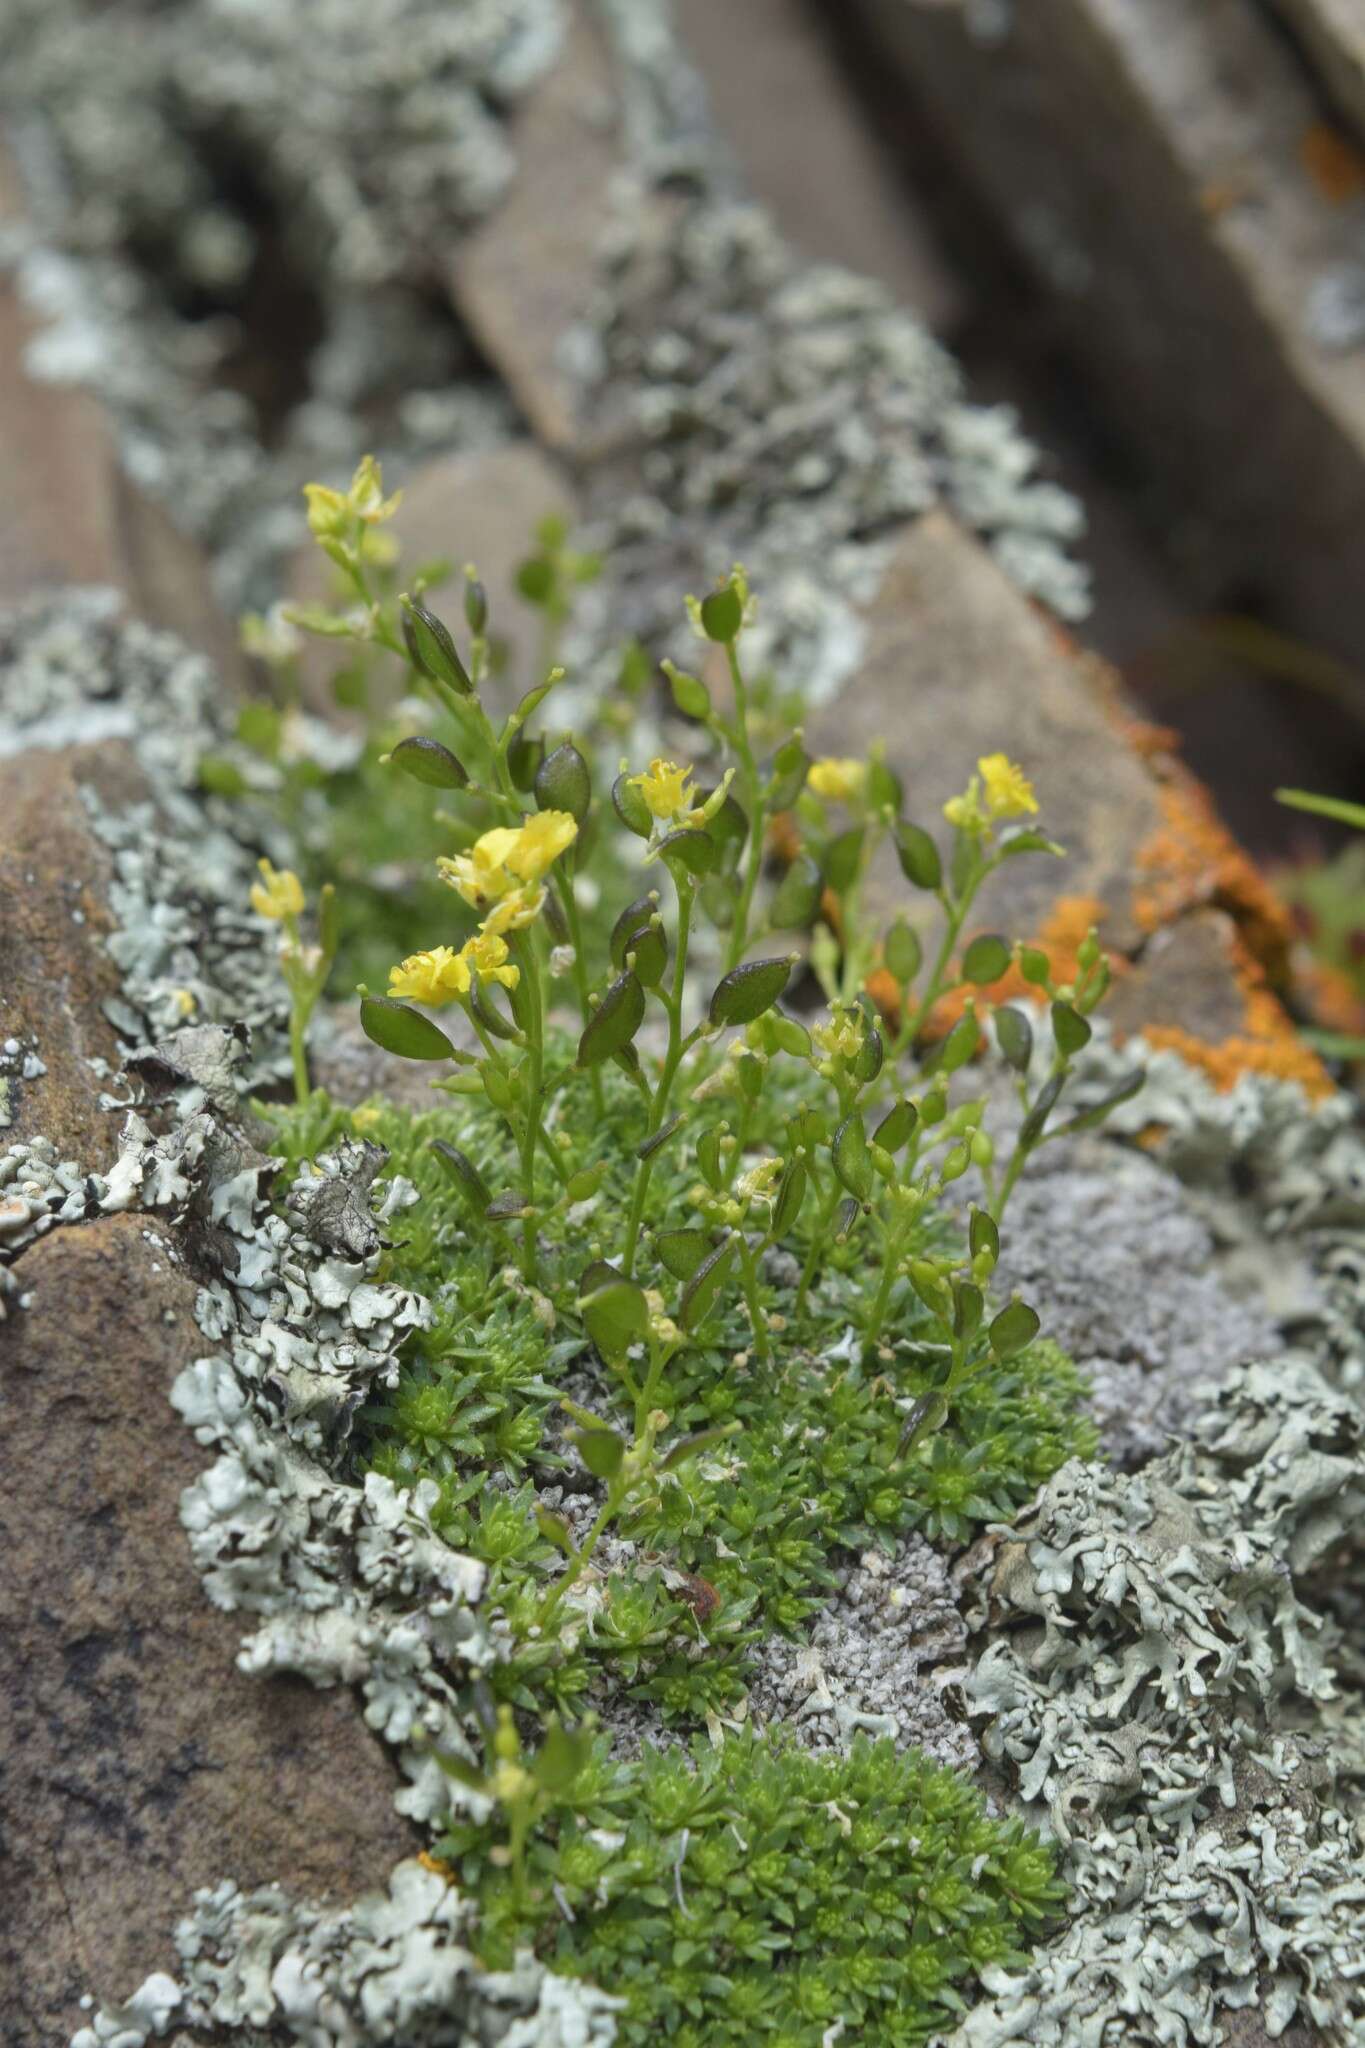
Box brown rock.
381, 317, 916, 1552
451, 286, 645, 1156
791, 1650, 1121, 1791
0, 1214, 412, 2048
818, 510, 1166, 953
675, 0, 962, 331
0, 145, 245, 686
0, 744, 141, 1168
845, 0, 1365, 677
448, 5, 619, 449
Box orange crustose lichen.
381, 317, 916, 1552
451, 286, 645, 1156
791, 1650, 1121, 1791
1134, 925, 1333, 1103
1132, 777, 1293, 973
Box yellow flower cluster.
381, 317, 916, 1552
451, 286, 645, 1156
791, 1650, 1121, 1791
391, 812, 580, 1008
808, 757, 865, 802
250, 858, 305, 922
943, 753, 1038, 831
304, 455, 403, 544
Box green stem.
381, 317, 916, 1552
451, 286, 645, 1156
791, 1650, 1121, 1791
622, 883, 695, 1276
556, 870, 605, 1117
289, 1001, 310, 1107
722, 643, 766, 972
796, 1174, 842, 1316
736, 1235, 771, 1365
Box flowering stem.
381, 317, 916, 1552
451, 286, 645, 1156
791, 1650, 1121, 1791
555, 869, 605, 1118
288, 1003, 311, 1106
795, 1174, 842, 1316
622, 881, 695, 1276
736, 1235, 772, 1366
722, 643, 766, 972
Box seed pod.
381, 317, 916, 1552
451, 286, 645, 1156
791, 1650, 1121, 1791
535, 741, 591, 821
400, 596, 472, 696
577, 972, 645, 1067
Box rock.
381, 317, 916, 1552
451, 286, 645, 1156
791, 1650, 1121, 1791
448, 5, 620, 449
818, 510, 1166, 951
0, 745, 139, 1167
844, 0, 1365, 676
675, 0, 963, 330
0, 146, 247, 686
1272, 0, 1365, 141
0, 1213, 412, 2048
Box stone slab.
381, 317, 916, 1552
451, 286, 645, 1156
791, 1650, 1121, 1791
1273, 0, 1365, 142
846, 0, 1365, 674
0, 1214, 412, 2048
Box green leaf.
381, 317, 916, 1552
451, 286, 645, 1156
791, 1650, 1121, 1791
430, 1140, 490, 1213
953, 1279, 984, 1341
771, 1156, 807, 1236
565, 1162, 608, 1202
400, 596, 472, 696
236, 700, 282, 756
823, 826, 865, 895
515, 555, 555, 606
884, 918, 922, 986
851, 1022, 884, 1084
433, 1750, 489, 1792
997, 829, 1066, 860
767, 736, 810, 809
679, 1236, 737, 1333
1017, 1072, 1066, 1150
834, 1195, 862, 1244
939, 1010, 981, 1074
506, 731, 542, 791
962, 934, 1012, 985
470, 976, 521, 1042
536, 1506, 578, 1557
485, 1192, 531, 1221
359, 997, 456, 1062
895, 821, 942, 891
387, 735, 469, 789
703, 791, 749, 867
659, 1424, 734, 1472
534, 1718, 594, 1793
655, 1227, 715, 1282
708, 956, 794, 1028
994, 1004, 1034, 1073
768, 854, 823, 930
535, 741, 591, 820
1051, 1070, 1145, 1136
577, 972, 645, 1067
696, 1125, 728, 1191
463, 573, 488, 635
612, 771, 653, 838
874, 1099, 918, 1152
658, 828, 716, 876
1276, 787, 1365, 832
1051, 1001, 1092, 1058
832, 1113, 873, 1200
667, 664, 711, 719
989, 1299, 1040, 1361
636, 1113, 682, 1160
1018, 946, 1051, 987
197, 754, 249, 797
897, 1391, 949, 1455
969, 1206, 1000, 1265
625, 920, 668, 987
579, 1276, 649, 1367
573, 1426, 627, 1480
700, 584, 743, 643
867, 756, 904, 814
610, 892, 661, 969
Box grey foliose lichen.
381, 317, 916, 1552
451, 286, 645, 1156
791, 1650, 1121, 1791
70, 1858, 619, 2048
0, 0, 557, 605
577, 0, 1088, 706
951, 1026, 1365, 2047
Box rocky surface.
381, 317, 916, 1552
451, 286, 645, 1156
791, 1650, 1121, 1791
844, 0, 1365, 677
0, 1212, 413, 2048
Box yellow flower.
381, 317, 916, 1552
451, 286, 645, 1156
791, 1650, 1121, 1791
438, 826, 524, 908
303, 484, 349, 542
812, 1009, 862, 1062
942, 785, 982, 831
483, 886, 545, 935
978, 753, 1038, 819
462, 928, 520, 990
250, 858, 305, 922
346, 454, 402, 525
736, 1157, 783, 1205
630, 758, 695, 821
387, 945, 471, 1006
507, 810, 577, 883
808, 757, 865, 802
303, 456, 401, 543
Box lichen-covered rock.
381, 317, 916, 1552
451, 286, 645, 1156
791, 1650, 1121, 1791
0, 1211, 414, 2048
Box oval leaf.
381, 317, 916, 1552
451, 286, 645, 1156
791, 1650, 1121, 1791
885, 918, 922, 986
359, 997, 455, 1062
573, 1426, 627, 1481
680, 1236, 738, 1334
771, 1156, 807, 1237
580, 1277, 649, 1367
989, 1299, 1041, 1361
708, 956, 794, 1028
388, 735, 468, 789
700, 584, 742, 643
535, 741, 591, 820
610, 891, 660, 969
823, 826, 865, 895
578, 972, 645, 1068
994, 1004, 1034, 1073
1052, 1000, 1092, 1058
658, 828, 716, 876
832, 1113, 873, 1201
612, 771, 653, 838
769, 854, 823, 930
962, 933, 1012, 985
874, 1099, 918, 1153
655, 1227, 715, 1282
895, 821, 942, 891
430, 1140, 490, 1213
